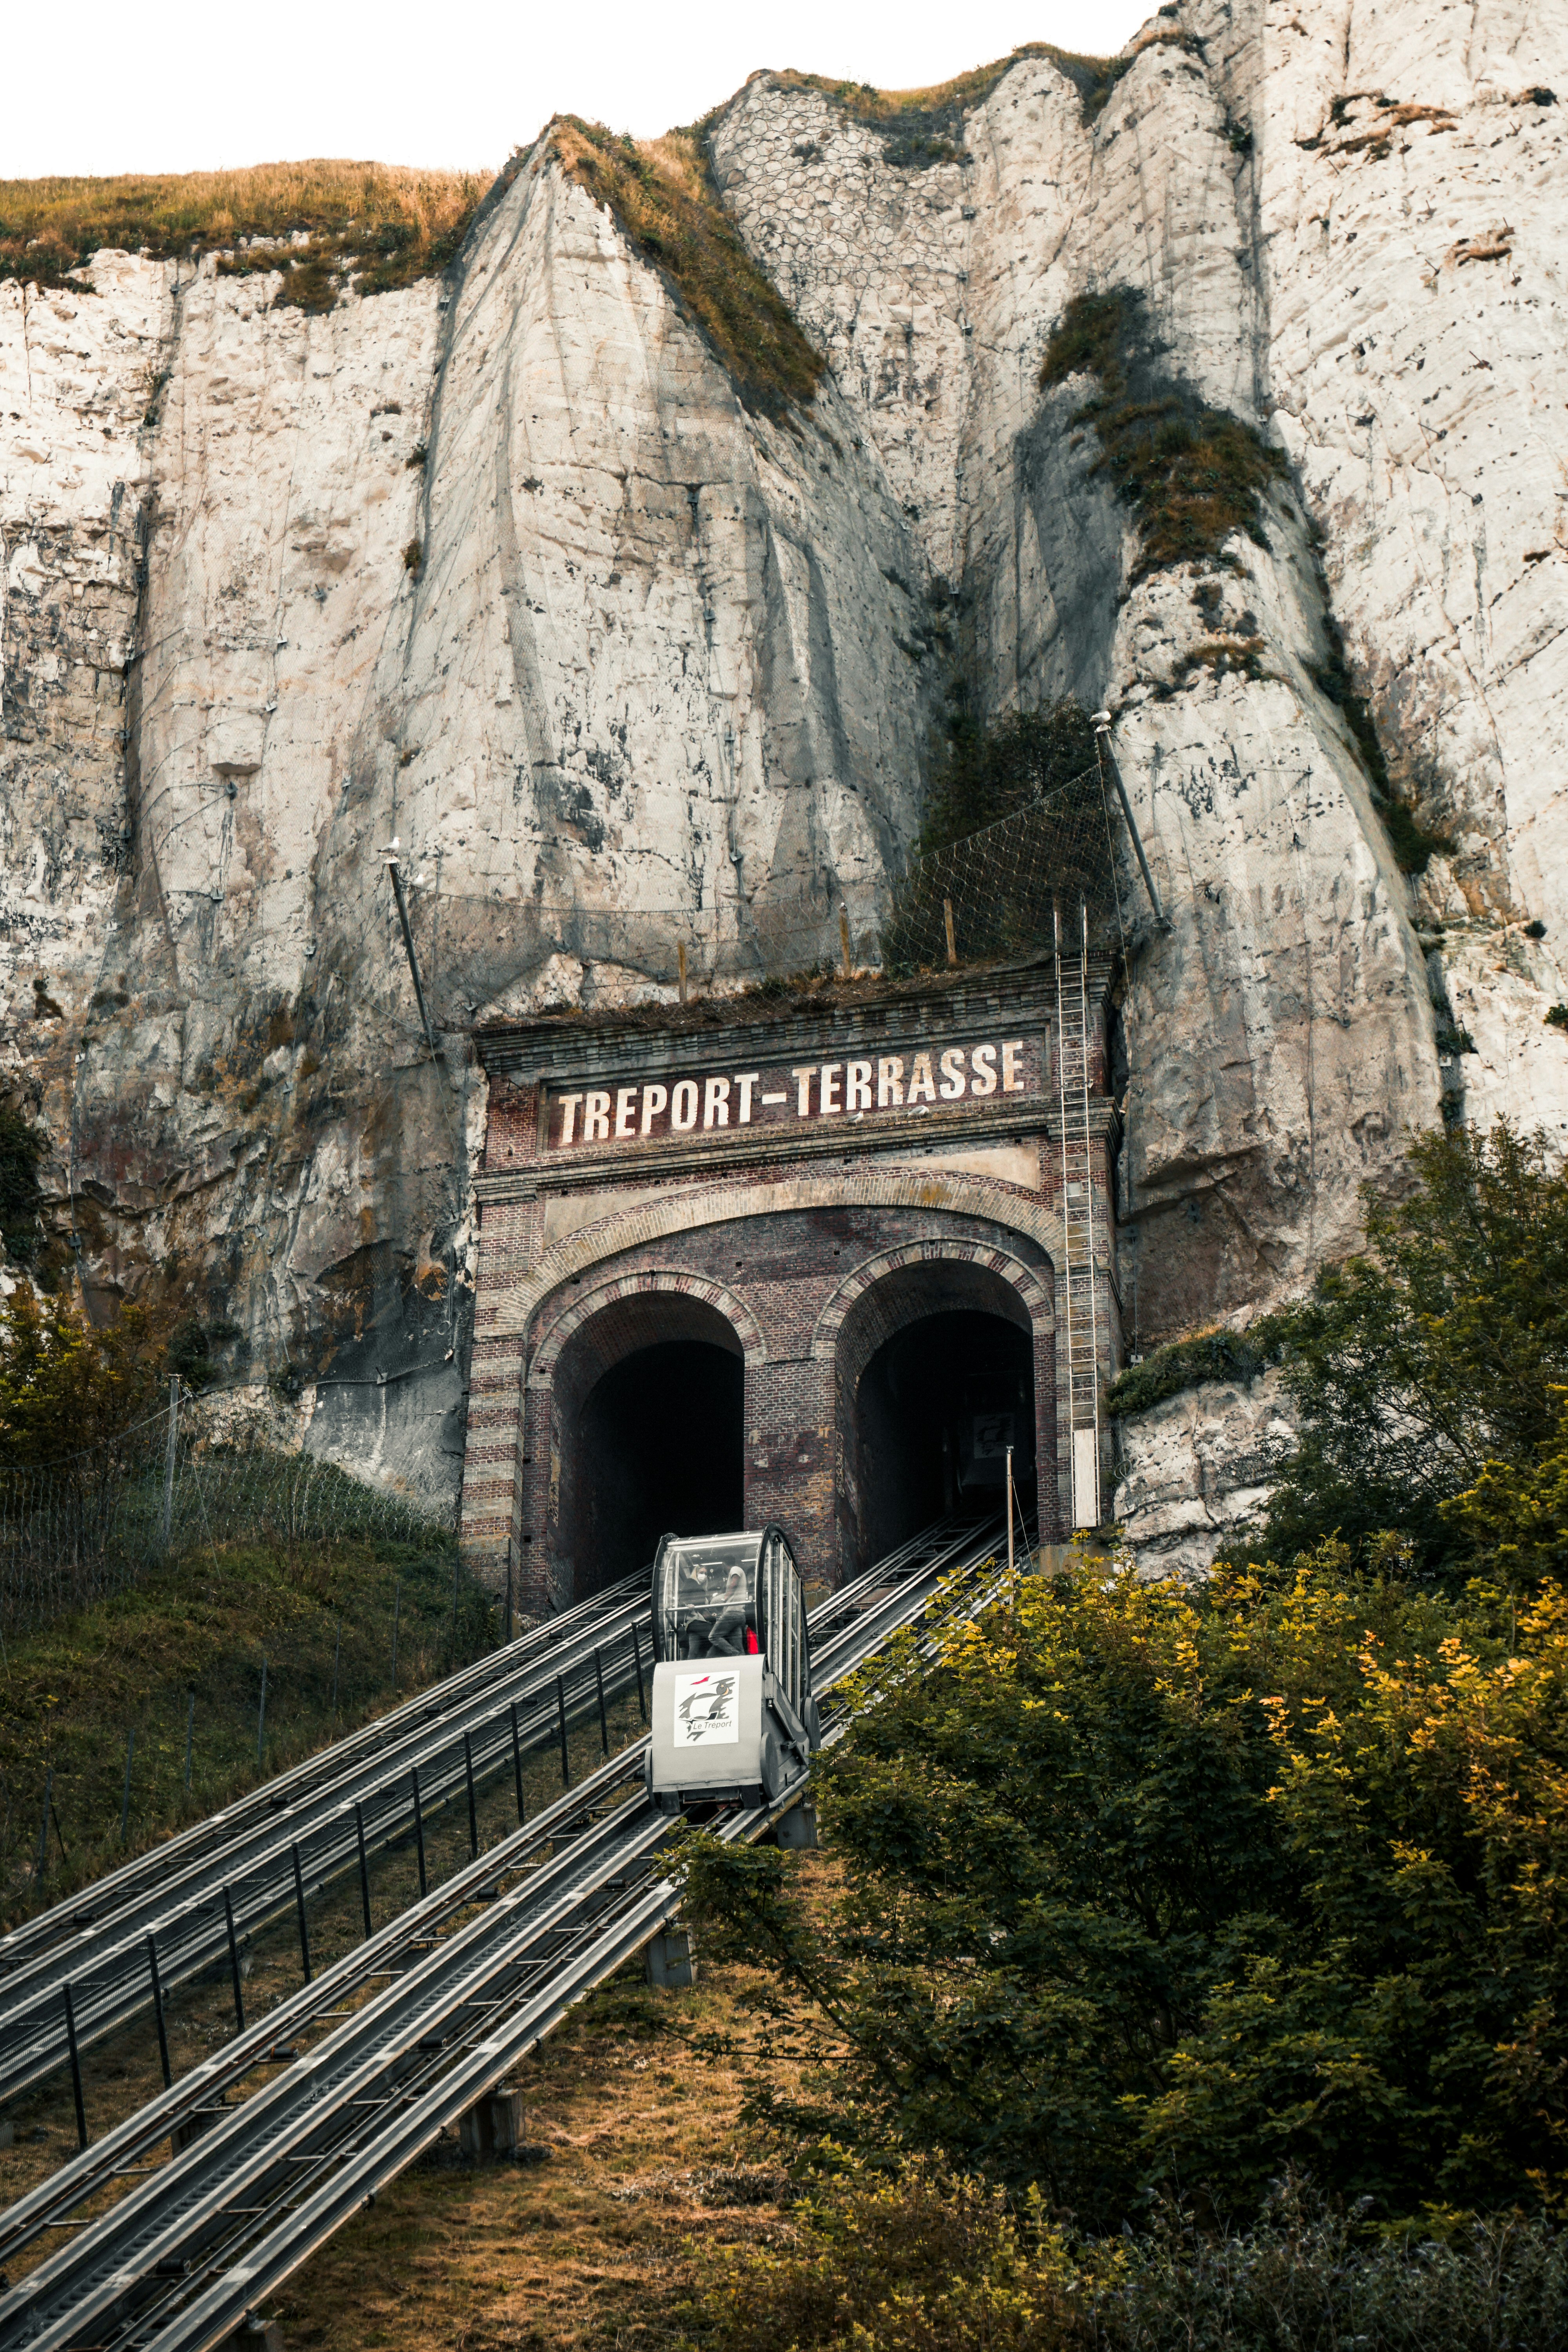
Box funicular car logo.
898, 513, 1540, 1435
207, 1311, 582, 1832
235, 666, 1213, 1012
673, 1670, 740, 1746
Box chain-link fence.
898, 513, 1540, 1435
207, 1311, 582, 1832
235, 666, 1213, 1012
880, 763, 1124, 976
392, 758, 1125, 1020
0, 1386, 455, 1639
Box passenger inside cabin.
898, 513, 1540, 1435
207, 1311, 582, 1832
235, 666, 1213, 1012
684, 1564, 751, 1658
706, 1566, 751, 1657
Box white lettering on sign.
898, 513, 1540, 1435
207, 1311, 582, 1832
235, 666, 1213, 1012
545, 1036, 1036, 1149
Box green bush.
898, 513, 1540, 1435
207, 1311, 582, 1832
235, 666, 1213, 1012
676, 1550, 1568, 2229
1040, 290, 1285, 579
1260, 1120, 1568, 1579
919, 697, 1098, 857
1105, 1320, 1284, 1418
0, 1098, 45, 1266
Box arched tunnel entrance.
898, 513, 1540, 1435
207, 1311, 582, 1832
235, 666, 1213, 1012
550, 1294, 746, 1603
836, 1261, 1040, 1574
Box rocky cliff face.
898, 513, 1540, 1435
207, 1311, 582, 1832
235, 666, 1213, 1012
3, 0, 1566, 1526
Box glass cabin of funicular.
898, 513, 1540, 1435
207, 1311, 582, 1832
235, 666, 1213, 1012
651, 1526, 810, 1724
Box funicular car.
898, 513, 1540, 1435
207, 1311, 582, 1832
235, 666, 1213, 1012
645, 1526, 820, 1812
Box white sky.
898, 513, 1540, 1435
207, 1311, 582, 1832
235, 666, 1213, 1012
6, 0, 1155, 180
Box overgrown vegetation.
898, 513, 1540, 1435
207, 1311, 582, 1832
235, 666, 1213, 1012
774, 38, 1140, 143
1105, 1317, 1287, 1418
678, 1545, 1568, 2236
0, 1099, 45, 1267
549, 120, 824, 418
687, 2161, 1568, 2350
1040, 289, 1286, 578
0, 160, 486, 296
919, 696, 1098, 857
1256, 1121, 1568, 1579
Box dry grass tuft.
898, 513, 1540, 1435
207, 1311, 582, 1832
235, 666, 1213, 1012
1040, 288, 1286, 577
0, 159, 489, 298
773, 40, 1137, 136
549, 119, 823, 418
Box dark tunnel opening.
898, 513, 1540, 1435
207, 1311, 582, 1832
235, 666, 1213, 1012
573, 1338, 744, 1599
854, 1309, 1036, 1566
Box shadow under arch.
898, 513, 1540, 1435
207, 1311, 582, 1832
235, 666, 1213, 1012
540, 1287, 748, 1603
831, 1254, 1049, 1580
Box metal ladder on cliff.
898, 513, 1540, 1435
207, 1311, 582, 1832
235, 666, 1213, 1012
1054, 901, 1102, 1530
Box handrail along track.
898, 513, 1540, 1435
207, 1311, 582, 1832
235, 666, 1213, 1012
0, 1515, 1013, 2352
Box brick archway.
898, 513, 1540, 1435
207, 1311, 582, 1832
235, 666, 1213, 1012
535, 1277, 758, 1603
811, 1240, 1053, 1365
825, 1244, 1058, 1577
529, 1269, 768, 1388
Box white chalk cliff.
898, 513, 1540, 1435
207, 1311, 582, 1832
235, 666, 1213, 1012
2, 0, 1566, 1530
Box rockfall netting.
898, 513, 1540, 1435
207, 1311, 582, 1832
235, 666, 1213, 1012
390, 758, 1126, 1021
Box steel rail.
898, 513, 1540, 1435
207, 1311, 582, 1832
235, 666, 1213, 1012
0, 1517, 1010, 2352
0, 1579, 654, 2111
0, 1517, 988, 2272
0, 1573, 646, 1982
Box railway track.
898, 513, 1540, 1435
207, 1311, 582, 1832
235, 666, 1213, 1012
0, 1573, 652, 2112
0, 1515, 1010, 2352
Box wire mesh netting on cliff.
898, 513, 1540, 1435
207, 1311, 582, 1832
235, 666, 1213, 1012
0, 1389, 457, 1639
879, 763, 1125, 977
395, 759, 1126, 1020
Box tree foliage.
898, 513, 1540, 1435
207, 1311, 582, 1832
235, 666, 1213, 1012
676, 1553, 1568, 2231
1261, 1121, 1568, 1580
920, 696, 1098, 857
685, 2160, 1568, 2352
0, 1289, 176, 1466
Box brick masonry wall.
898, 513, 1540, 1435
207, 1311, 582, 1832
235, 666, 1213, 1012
461, 982, 1122, 1610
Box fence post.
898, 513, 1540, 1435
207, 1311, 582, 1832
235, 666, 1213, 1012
158, 1375, 180, 1554
223, 1887, 246, 2033
291, 1843, 312, 1983
504, 1540, 514, 1647
119, 1728, 136, 1846
63, 1982, 88, 2151
330, 1617, 341, 1736
449, 1549, 461, 1667
183, 1687, 195, 1797
944, 897, 958, 967
355, 1800, 373, 1938
256, 1654, 268, 1770
510, 1701, 526, 1824
147, 1935, 172, 2089
391, 1579, 401, 1691
34, 1765, 52, 1888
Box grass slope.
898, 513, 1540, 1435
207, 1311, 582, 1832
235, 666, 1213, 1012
0, 1530, 483, 1924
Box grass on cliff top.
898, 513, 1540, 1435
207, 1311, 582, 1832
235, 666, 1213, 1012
1040, 287, 1286, 577
550, 118, 824, 418
0, 159, 488, 298
771, 40, 1140, 140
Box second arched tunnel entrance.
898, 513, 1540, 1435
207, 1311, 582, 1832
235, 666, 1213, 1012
835, 1261, 1040, 1575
